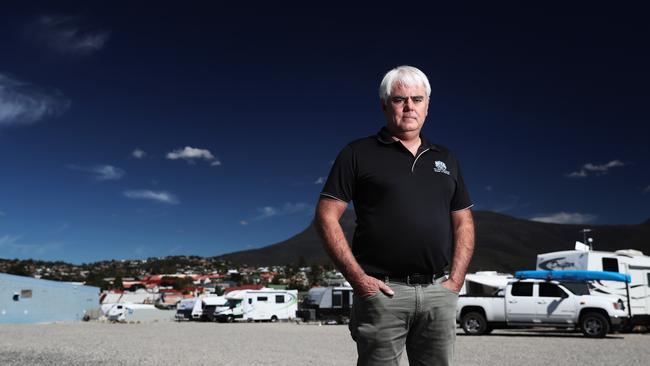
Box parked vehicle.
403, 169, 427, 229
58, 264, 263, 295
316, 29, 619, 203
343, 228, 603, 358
196, 295, 227, 321
175, 298, 197, 321
106, 303, 173, 323
460, 271, 513, 296
298, 285, 353, 323
456, 270, 630, 338
215, 289, 298, 322
537, 247, 650, 326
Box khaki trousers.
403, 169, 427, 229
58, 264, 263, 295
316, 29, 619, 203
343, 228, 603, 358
349, 278, 459, 366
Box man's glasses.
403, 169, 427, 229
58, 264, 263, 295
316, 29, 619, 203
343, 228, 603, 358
389, 95, 426, 105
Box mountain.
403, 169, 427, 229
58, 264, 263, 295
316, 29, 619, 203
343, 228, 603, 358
218, 210, 650, 273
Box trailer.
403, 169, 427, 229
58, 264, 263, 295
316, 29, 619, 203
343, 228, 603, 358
106, 303, 173, 323
460, 272, 513, 296
537, 246, 650, 326
298, 286, 353, 323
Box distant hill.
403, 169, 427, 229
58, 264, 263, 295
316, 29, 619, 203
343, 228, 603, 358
217, 210, 650, 273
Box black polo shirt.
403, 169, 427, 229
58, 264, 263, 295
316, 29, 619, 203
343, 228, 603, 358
321, 127, 473, 276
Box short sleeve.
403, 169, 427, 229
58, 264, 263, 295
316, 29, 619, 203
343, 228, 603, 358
450, 156, 473, 212
321, 145, 356, 203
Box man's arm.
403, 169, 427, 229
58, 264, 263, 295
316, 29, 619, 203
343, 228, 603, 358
314, 197, 393, 297
442, 208, 475, 293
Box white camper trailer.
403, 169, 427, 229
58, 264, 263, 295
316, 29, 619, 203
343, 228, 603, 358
106, 303, 173, 323
299, 286, 354, 323
215, 289, 297, 322
460, 271, 513, 296
537, 247, 650, 326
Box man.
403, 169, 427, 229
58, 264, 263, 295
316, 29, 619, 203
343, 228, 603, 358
314, 65, 475, 366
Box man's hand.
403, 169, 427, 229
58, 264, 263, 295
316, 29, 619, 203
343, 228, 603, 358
441, 278, 462, 293
351, 275, 394, 298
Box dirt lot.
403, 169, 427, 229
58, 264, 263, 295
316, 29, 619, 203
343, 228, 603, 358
0, 322, 648, 365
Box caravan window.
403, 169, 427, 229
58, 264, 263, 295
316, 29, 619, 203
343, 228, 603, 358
602, 258, 619, 272
511, 282, 533, 297
275, 295, 285, 303
647, 273, 650, 286
21, 290, 32, 298
257, 296, 268, 302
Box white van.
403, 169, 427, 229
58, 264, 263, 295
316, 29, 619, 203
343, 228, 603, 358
215, 289, 297, 322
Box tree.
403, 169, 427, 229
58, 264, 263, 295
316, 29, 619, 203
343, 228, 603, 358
7, 263, 30, 276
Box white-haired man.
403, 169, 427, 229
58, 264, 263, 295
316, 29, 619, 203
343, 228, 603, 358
315, 65, 475, 366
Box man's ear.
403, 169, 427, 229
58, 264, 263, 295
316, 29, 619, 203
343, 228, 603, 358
380, 99, 386, 112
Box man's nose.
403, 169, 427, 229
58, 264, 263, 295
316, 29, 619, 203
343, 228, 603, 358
403, 98, 414, 111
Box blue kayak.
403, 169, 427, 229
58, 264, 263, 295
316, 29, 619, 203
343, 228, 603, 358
514, 270, 631, 283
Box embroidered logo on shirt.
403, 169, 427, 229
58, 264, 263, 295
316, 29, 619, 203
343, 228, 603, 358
433, 161, 450, 175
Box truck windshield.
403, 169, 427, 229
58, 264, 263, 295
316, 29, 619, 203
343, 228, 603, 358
560, 281, 590, 295
225, 299, 242, 307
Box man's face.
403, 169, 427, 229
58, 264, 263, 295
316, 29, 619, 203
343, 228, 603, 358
382, 83, 429, 134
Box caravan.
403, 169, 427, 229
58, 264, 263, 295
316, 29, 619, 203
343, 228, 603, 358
537, 246, 650, 326
215, 289, 297, 322
299, 286, 353, 323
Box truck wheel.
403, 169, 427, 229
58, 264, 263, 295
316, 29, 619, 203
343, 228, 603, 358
581, 312, 609, 338
270, 315, 278, 323
461, 312, 488, 335
226, 315, 234, 323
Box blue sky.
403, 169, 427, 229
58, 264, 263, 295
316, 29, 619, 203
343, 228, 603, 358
1, 3, 648, 264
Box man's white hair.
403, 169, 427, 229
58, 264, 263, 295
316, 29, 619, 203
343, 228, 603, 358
379, 65, 431, 102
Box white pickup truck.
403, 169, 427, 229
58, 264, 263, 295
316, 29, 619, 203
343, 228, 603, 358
456, 278, 629, 337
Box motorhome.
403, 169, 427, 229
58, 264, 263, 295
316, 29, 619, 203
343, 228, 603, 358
537, 245, 650, 326
215, 289, 297, 322
193, 295, 227, 321
298, 286, 354, 323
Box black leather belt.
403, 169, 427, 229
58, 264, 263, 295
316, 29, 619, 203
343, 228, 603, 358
369, 272, 446, 285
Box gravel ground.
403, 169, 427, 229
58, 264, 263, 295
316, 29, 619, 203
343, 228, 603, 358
0, 322, 648, 365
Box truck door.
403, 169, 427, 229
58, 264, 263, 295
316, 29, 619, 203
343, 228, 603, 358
507, 282, 539, 323
537, 283, 575, 324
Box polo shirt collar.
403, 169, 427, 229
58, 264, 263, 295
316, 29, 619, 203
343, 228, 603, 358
376, 126, 440, 152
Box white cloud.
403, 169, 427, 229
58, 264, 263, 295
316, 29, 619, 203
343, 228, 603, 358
485, 185, 493, 192
643, 185, 650, 194
123, 190, 179, 204
132, 149, 146, 159
566, 160, 627, 178
0, 234, 62, 255
166, 146, 221, 166
0, 73, 70, 127
239, 220, 249, 226
27, 15, 109, 55
245, 202, 313, 223
314, 177, 325, 184
68, 164, 125, 181
0, 210, 5, 217
531, 212, 597, 224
